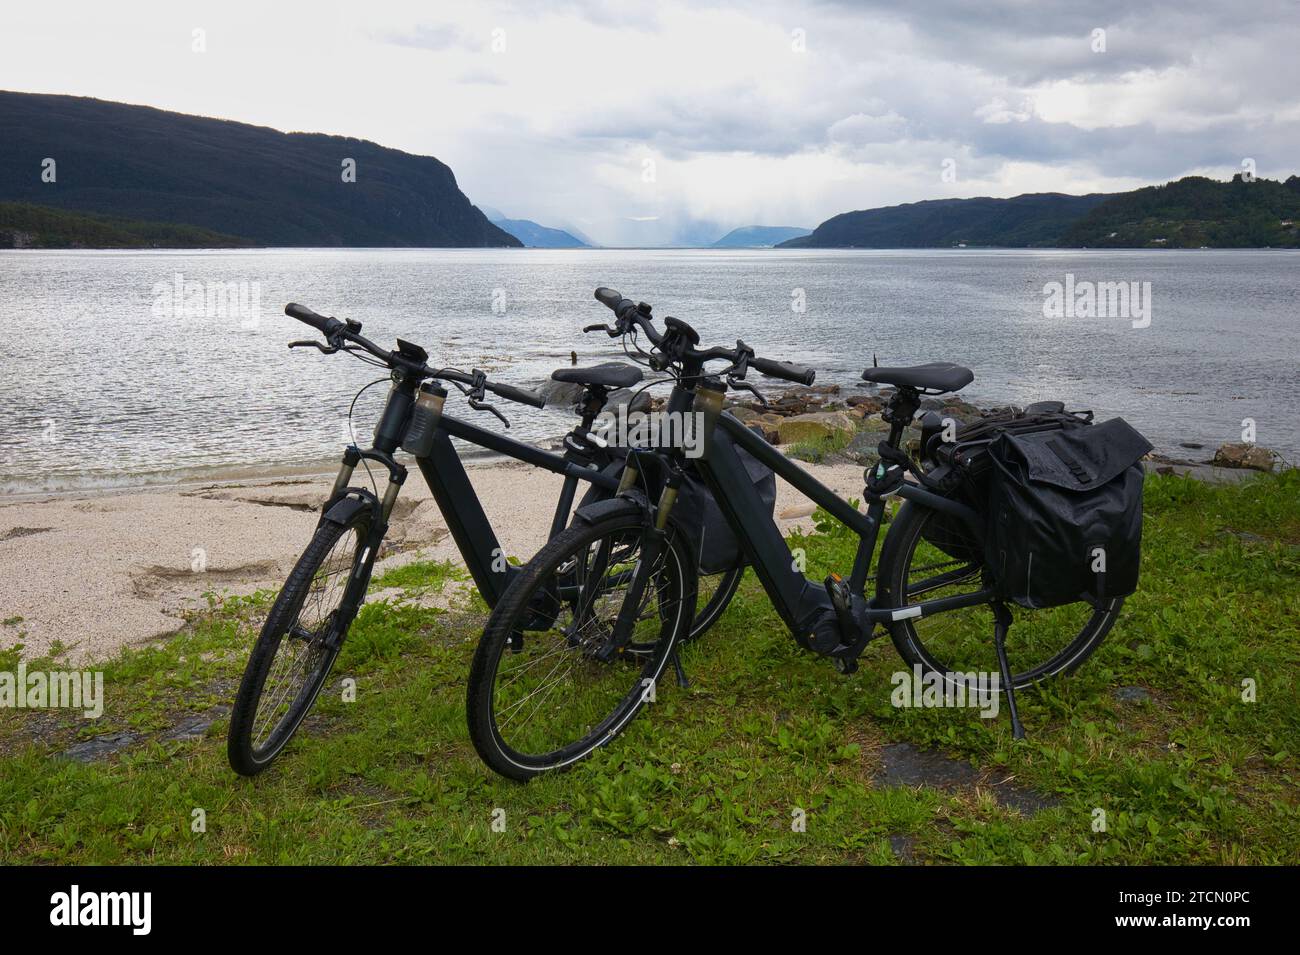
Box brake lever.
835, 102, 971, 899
583, 323, 617, 336
288, 339, 339, 354
469, 397, 510, 428
727, 375, 768, 407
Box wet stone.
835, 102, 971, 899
1113, 685, 1152, 704
162, 705, 231, 742
874, 742, 1058, 816
61, 732, 138, 763
888, 833, 920, 864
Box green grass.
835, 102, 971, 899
1, 473, 1297, 865
371, 559, 468, 595
786, 429, 854, 464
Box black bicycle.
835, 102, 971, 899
228, 303, 743, 776
467, 288, 1125, 780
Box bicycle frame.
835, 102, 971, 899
322, 374, 621, 611
417, 413, 618, 605
664, 378, 994, 647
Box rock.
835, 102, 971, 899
776, 410, 857, 446
61, 732, 137, 763
939, 400, 982, 424
1212, 442, 1275, 472
726, 405, 764, 425
538, 379, 584, 409
1112, 686, 1152, 704
1179, 442, 1205, 450
846, 394, 883, 415
604, 388, 652, 415
162, 705, 232, 742
842, 431, 881, 467
780, 503, 817, 519
873, 742, 1058, 816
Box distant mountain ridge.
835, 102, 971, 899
711, 225, 810, 247
490, 217, 589, 248
0, 90, 519, 248
782, 176, 1300, 249
780, 193, 1112, 248
1061, 175, 1300, 248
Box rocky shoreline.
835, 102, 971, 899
537, 373, 1285, 477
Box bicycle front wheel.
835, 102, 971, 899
467, 507, 696, 781
877, 499, 1122, 689
228, 509, 370, 776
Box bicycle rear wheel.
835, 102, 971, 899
467, 507, 696, 781
687, 566, 743, 640
877, 500, 1121, 689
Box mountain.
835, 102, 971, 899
780, 193, 1113, 248
711, 225, 810, 248
0, 90, 520, 248
1061, 175, 1300, 248
0, 201, 251, 248
781, 176, 1300, 249
490, 217, 589, 248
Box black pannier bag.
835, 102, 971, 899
984, 417, 1153, 609
917, 405, 1092, 563
579, 415, 776, 574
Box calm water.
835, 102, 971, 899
1, 248, 1297, 493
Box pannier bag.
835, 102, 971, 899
984, 417, 1152, 609
579, 414, 776, 575
918, 405, 1092, 563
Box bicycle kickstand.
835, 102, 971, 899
992, 602, 1026, 740
669, 648, 690, 689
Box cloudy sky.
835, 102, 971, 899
2, 0, 1297, 245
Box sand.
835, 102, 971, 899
0, 457, 870, 664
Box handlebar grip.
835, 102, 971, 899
751, 356, 816, 386
285, 302, 343, 336
594, 287, 623, 310
488, 380, 547, 409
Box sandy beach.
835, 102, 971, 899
0, 456, 870, 664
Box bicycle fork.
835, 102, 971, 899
319, 446, 408, 649
592, 467, 685, 680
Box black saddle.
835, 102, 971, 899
862, 362, 974, 394
551, 362, 643, 389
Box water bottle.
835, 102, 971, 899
401, 382, 447, 456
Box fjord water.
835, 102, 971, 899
1, 248, 1296, 493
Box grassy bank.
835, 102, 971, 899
1, 471, 1297, 864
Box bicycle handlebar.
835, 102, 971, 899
591, 287, 816, 385
750, 355, 816, 386
485, 379, 547, 409
285, 302, 344, 337
283, 304, 546, 409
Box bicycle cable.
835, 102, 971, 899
346, 377, 389, 499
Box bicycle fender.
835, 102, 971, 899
321, 491, 378, 528
573, 493, 648, 527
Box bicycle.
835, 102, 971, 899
228, 302, 743, 776
467, 287, 1124, 780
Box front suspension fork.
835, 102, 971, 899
593, 471, 683, 661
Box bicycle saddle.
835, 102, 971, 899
862, 362, 973, 394
551, 362, 644, 389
